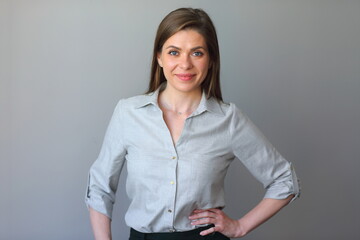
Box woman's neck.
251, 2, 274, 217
158, 87, 202, 115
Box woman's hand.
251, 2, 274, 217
189, 196, 294, 238
188, 208, 245, 238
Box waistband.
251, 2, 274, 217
130, 225, 214, 240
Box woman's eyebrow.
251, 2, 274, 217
165, 45, 206, 51
166, 45, 181, 50
191, 46, 206, 51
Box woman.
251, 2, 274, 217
86, 8, 300, 240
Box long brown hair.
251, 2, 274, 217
147, 8, 222, 101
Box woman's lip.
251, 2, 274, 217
176, 74, 195, 81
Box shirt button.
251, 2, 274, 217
168, 209, 172, 213
169, 228, 176, 232
170, 181, 175, 185
171, 156, 176, 159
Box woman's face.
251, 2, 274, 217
157, 29, 210, 95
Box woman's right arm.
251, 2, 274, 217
90, 207, 112, 240
86, 100, 127, 240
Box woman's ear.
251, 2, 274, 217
157, 52, 163, 68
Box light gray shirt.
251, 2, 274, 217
85, 88, 300, 233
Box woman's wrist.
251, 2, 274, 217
234, 218, 249, 238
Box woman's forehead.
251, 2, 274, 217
162, 30, 207, 49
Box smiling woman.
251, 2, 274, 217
85, 7, 300, 240
157, 30, 210, 97
148, 8, 221, 101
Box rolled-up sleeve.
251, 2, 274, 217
230, 104, 300, 202
85, 100, 127, 219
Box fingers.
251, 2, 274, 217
189, 208, 220, 226
190, 208, 221, 219
199, 226, 216, 236
190, 217, 213, 226
191, 208, 221, 214
189, 208, 231, 237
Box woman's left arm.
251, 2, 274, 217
191, 105, 300, 237
208, 104, 300, 237
189, 195, 293, 238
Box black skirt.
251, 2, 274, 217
129, 225, 230, 240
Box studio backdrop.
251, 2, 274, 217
1, 0, 359, 239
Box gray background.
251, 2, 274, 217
1, 0, 359, 239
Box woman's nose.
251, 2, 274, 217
179, 55, 193, 69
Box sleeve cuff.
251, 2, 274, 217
264, 162, 301, 203
85, 193, 114, 219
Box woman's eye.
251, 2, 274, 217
192, 51, 203, 57
169, 51, 179, 56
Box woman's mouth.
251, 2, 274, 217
175, 74, 195, 81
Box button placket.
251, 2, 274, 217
166, 151, 178, 230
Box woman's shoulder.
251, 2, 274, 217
216, 101, 253, 127
215, 100, 243, 116
114, 92, 157, 110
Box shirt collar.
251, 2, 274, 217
135, 86, 225, 116
193, 92, 225, 116
134, 87, 161, 109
